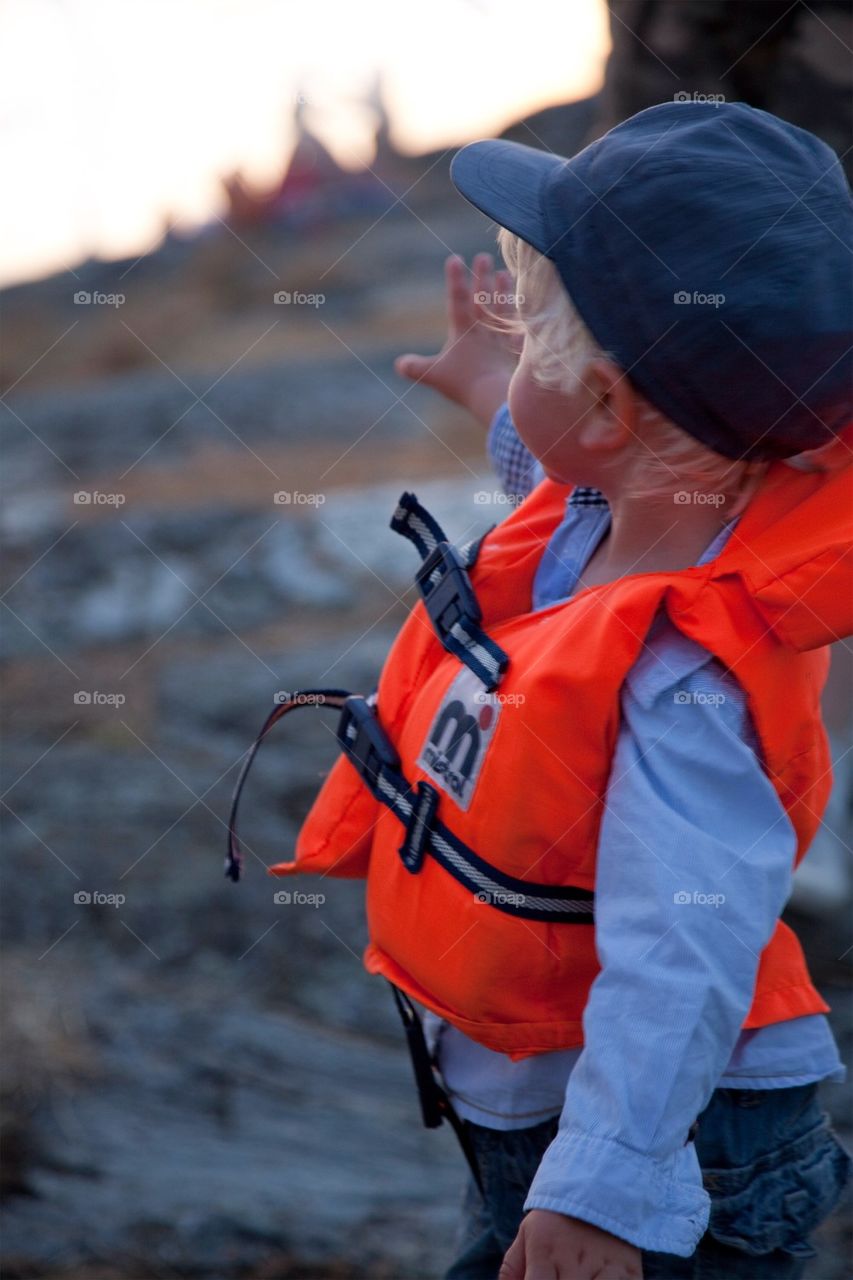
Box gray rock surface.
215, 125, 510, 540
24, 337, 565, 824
2, 970, 465, 1279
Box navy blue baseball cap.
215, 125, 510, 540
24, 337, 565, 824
450, 102, 852, 460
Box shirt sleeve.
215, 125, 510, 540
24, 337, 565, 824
523, 619, 799, 1256
487, 402, 545, 501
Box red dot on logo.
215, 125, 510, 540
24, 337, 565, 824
479, 704, 494, 729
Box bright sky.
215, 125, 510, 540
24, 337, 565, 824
0, 0, 610, 287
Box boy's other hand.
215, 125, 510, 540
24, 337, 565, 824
395, 253, 520, 429
500, 1209, 643, 1279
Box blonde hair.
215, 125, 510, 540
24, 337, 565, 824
494, 228, 770, 502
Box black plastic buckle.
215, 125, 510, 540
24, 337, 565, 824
416, 541, 481, 643
398, 781, 439, 874
337, 696, 399, 792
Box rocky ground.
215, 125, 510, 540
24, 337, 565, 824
1, 143, 850, 1278
0, 185, 509, 1280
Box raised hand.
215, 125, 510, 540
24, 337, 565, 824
395, 252, 521, 428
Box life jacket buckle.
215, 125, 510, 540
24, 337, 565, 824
398, 781, 440, 874
416, 541, 482, 644
337, 695, 399, 793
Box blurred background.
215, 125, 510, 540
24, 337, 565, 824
1, 2, 851, 1276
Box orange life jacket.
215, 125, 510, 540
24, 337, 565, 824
257, 452, 852, 1060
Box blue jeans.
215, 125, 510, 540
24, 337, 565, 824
444, 1084, 851, 1279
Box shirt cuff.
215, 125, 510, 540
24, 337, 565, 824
523, 1127, 710, 1256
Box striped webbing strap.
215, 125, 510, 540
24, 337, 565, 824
390, 492, 509, 692
338, 695, 594, 924
226, 688, 594, 922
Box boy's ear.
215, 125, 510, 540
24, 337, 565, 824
577, 358, 636, 452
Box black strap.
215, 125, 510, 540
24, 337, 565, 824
389, 493, 449, 559
225, 688, 352, 881
338, 696, 595, 924
389, 983, 484, 1194
227, 689, 594, 923
391, 493, 509, 691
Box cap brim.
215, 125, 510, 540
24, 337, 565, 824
449, 139, 567, 256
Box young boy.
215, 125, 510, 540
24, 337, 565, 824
252, 102, 852, 1277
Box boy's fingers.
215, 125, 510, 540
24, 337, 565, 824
445, 254, 472, 334
499, 1231, 526, 1280
498, 1253, 523, 1279
520, 1255, 560, 1280
495, 268, 516, 318
394, 353, 434, 382
473, 252, 495, 312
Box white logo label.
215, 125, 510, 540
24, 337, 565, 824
417, 668, 502, 810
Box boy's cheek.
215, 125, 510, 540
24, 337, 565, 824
508, 371, 569, 469
508, 370, 550, 454
506, 366, 525, 430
